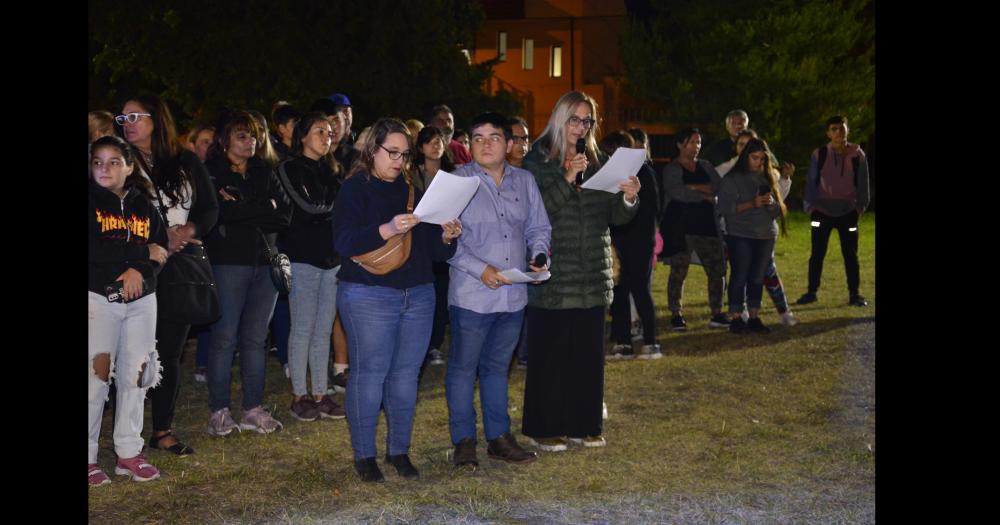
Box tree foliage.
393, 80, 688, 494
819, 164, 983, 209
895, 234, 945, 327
621, 0, 874, 199
89, 0, 520, 129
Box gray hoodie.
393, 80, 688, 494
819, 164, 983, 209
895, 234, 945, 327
717, 170, 781, 240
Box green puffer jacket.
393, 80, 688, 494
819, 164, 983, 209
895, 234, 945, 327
523, 147, 638, 310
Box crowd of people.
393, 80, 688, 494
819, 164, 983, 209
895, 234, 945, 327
88, 91, 870, 486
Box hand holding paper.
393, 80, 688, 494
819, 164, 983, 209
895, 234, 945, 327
498, 268, 551, 284
580, 147, 647, 193
412, 170, 480, 224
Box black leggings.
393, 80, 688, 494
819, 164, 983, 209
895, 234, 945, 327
610, 243, 656, 345
148, 319, 191, 432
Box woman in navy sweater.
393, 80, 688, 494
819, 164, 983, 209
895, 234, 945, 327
333, 118, 462, 482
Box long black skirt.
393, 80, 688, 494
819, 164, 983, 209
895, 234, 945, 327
521, 306, 605, 438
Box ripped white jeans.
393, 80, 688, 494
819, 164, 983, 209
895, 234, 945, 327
88, 292, 161, 464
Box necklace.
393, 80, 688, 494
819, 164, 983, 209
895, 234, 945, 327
140, 149, 155, 170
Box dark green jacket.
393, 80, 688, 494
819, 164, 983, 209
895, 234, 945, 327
523, 147, 638, 310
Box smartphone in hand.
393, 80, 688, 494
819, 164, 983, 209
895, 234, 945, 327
105, 279, 150, 303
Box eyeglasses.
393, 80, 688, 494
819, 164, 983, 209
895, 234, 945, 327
115, 112, 151, 125
567, 116, 595, 129
379, 145, 412, 161
471, 135, 505, 145
512, 135, 530, 144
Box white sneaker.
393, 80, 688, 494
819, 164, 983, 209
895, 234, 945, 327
193, 367, 207, 383
606, 344, 628, 361
523, 435, 568, 452
283, 364, 290, 378
603, 402, 609, 420
427, 348, 445, 365
567, 436, 606, 448
636, 343, 663, 360
781, 311, 799, 326
741, 311, 750, 323
206, 408, 240, 436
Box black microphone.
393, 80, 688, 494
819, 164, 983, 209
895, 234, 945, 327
574, 138, 586, 186
532, 253, 547, 268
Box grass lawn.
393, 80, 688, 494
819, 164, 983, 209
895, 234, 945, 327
89, 211, 875, 524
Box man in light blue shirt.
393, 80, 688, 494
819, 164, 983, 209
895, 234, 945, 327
445, 112, 552, 469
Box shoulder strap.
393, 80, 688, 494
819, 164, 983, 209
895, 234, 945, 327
406, 177, 415, 212
815, 146, 828, 187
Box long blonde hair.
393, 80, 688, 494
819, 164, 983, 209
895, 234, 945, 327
533, 91, 601, 165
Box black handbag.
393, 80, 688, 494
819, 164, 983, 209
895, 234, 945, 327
156, 244, 222, 324
149, 175, 222, 325
259, 229, 291, 294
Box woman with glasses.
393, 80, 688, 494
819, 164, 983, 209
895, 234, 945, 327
520, 91, 640, 451
333, 118, 462, 482
717, 137, 788, 333
118, 94, 219, 456
412, 126, 457, 368
274, 112, 346, 422
202, 110, 291, 436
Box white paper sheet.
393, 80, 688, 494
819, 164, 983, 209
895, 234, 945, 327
580, 147, 647, 193
498, 269, 551, 283
412, 170, 481, 224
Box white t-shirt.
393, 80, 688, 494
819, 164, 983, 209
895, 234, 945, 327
140, 166, 192, 226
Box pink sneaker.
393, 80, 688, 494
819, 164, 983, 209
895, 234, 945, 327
88, 464, 111, 486
114, 453, 160, 482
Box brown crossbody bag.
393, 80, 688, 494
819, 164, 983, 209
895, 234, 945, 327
350, 178, 414, 275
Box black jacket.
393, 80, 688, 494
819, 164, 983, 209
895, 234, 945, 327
88, 180, 168, 295
276, 156, 341, 269
203, 156, 292, 266
610, 161, 661, 252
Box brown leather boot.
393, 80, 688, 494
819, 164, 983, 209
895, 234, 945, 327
454, 437, 479, 469
487, 432, 537, 464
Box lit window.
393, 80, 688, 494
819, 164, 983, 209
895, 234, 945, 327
497, 31, 507, 62
522, 38, 534, 70
550, 45, 562, 77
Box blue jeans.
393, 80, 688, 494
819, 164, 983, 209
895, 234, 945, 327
337, 281, 434, 460
725, 236, 775, 313
445, 306, 525, 444
287, 263, 339, 396
207, 265, 280, 411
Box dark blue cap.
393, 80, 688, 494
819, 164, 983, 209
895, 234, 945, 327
327, 93, 351, 108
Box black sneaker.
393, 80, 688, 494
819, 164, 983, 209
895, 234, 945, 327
796, 292, 817, 305
746, 317, 771, 334
328, 368, 348, 394
620, 344, 636, 360
729, 317, 748, 334
354, 457, 384, 483
708, 313, 731, 328
670, 315, 688, 331
384, 453, 420, 480
849, 294, 868, 307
